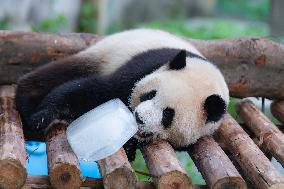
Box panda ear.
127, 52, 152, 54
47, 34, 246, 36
169, 50, 187, 70
204, 94, 226, 123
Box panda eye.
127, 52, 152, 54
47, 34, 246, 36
140, 90, 157, 102
162, 107, 175, 129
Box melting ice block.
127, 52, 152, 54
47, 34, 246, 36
66, 99, 138, 161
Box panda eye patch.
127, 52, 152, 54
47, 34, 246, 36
140, 90, 157, 102
162, 107, 175, 129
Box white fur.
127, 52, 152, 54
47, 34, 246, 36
78, 28, 229, 147
78, 29, 203, 75
130, 58, 229, 147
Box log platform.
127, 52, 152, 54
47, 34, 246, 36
236, 100, 284, 166
0, 31, 284, 189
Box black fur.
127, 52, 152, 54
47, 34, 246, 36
140, 90, 157, 102
204, 94, 226, 123
16, 47, 206, 160
161, 107, 175, 128
169, 50, 187, 70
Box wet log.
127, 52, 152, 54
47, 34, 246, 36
97, 148, 137, 189
0, 85, 27, 189
271, 100, 284, 124
142, 140, 192, 189
189, 136, 246, 189
237, 100, 284, 166
217, 114, 284, 189
1, 31, 284, 99
46, 124, 82, 189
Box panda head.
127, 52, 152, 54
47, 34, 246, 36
129, 50, 229, 148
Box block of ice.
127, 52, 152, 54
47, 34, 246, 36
66, 99, 138, 161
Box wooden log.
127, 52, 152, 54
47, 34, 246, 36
1, 31, 284, 99
142, 140, 192, 189
45, 124, 82, 189
23, 176, 103, 189
216, 114, 284, 189
189, 37, 284, 99
271, 100, 284, 124
189, 136, 246, 189
0, 31, 101, 84
236, 100, 284, 166
97, 148, 137, 189
22, 176, 207, 189
0, 85, 27, 189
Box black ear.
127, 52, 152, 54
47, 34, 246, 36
169, 50, 187, 70
204, 94, 226, 123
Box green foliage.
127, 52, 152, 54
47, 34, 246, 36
77, 0, 97, 33
131, 150, 151, 181
176, 152, 205, 185
144, 19, 268, 40
0, 16, 10, 30
217, 0, 270, 21
32, 14, 67, 33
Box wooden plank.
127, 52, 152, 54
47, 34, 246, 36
97, 148, 137, 189
271, 100, 284, 124
216, 114, 284, 189
237, 100, 284, 166
1, 31, 284, 99
0, 85, 27, 189
190, 136, 246, 189
142, 140, 192, 189
46, 125, 82, 189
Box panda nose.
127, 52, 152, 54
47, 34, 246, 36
135, 112, 144, 125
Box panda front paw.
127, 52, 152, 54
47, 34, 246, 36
29, 107, 69, 135
29, 108, 57, 132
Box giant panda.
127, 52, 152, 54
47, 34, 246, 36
16, 29, 229, 161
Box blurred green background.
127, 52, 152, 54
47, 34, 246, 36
1, 0, 283, 184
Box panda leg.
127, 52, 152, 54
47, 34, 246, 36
28, 75, 113, 138
16, 55, 97, 140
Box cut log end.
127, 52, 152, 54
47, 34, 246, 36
156, 171, 191, 189
46, 124, 82, 189
143, 140, 192, 189
213, 177, 247, 189
49, 164, 82, 189
102, 167, 136, 189
0, 159, 27, 189
98, 148, 137, 189
190, 136, 246, 189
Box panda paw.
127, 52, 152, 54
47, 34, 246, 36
28, 107, 69, 135
29, 108, 56, 132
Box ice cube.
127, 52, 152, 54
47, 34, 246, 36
66, 99, 138, 162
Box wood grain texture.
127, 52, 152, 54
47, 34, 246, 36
217, 114, 284, 189
0, 85, 27, 189
22, 176, 208, 189
271, 100, 284, 124
190, 136, 246, 189
0, 31, 101, 84
98, 148, 137, 189
142, 140, 192, 189
46, 125, 82, 189
1, 31, 284, 99
237, 100, 284, 166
